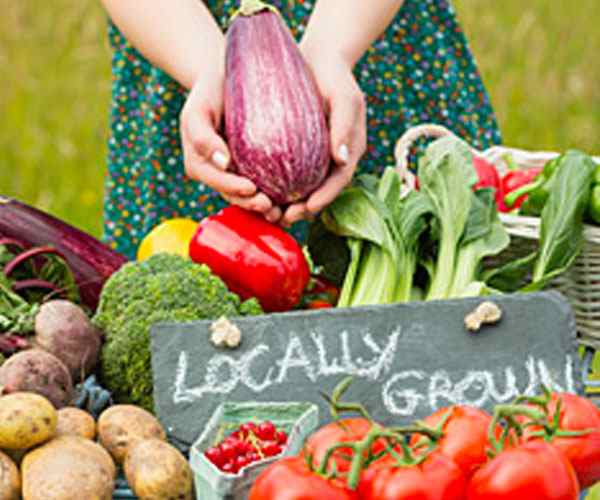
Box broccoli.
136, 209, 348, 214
93, 253, 262, 411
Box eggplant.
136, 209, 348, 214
0, 196, 128, 310
224, 0, 331, 205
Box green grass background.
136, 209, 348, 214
2, 0, 598, 238
1, 1, 599, 496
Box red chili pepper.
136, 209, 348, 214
188, 206, 310, 312
500, 167, 543, 212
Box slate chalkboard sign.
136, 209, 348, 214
151, 291, 582, 446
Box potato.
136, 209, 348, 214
0, 450, 20, 500
124, 439, 194, 500
21, 436, 115, 500
55, 408, 96, 440
0, 392, 57, 450
0, 349, 73, 408
98, 405, 166, 465
34, 300, 102, 382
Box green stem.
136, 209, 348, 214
488, 404, 548, 454
238, 0, 277, 16
337, 239, 362, 308
504, 177, 544, 208
320, 377, 374, 423
228, 0, 279, 25
426, 228, 455, 300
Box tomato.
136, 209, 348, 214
249, 456, 358, 500
302, 418, 383, 473
358, 452, 467, 500
409, 405, 500, 478
519, 392, 600, 490
467, 441, 580, 500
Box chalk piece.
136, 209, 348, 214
151, 291, 582, 446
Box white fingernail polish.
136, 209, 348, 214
212, 151, 229, 169
338, 144, 350, 163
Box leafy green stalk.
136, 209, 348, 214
395, 191, 432, 302
449, 189, 510, 297
337, 239, 363, 308
483, 151, 595, 294
321, 170, 403, 307
525, 150, 595, 290
419, 137, 477, 300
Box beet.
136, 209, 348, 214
0, 196, 128, 311
34, 300, 102, 383
0, 349, 74, 408
224, 0, 331, 205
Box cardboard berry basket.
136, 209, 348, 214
189, 401, 319, 500
395, 124, 600, 350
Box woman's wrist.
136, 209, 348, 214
186, 39, 226, 90
300, 38, 357, 72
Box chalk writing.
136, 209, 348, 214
173, 327, 576, 418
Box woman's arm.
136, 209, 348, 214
100, 0, 223, 89
282, 1, 404, 224
302, 0, 404, 67
101, 1, 273, 210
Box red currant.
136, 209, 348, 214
240, 422, 257, 437
256, 421, 276, 441
275, 430, 288, 445
205, 447, 224, 467
261, 441, 281, 457
219, 442, 235, 462
221, 462, 235, 474
236, 455, 250, 471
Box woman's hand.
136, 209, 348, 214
282, 51, 367, 226
180, 70, 282, 222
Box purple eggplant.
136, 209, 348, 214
224, 0, 331, 205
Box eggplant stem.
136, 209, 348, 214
239, 0, 277, 15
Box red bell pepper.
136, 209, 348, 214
188, 206, 310, 313
500, 167, 543, 212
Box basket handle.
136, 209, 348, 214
394, 123, 483, 190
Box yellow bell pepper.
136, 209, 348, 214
137, 218, 198, 261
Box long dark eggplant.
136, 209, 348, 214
0, 196, 128, 310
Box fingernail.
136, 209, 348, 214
212, 151, 229, 170
338, 144, 350, 164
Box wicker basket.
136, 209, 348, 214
394, 124, 600, 348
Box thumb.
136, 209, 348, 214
185, 109, 231, 171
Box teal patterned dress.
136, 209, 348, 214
103, 0, 502, 259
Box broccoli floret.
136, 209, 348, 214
94, 253, 263, 411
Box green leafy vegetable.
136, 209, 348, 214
450, 189, 510, 297
524, 151, 595, 291
418, 137, 478, 300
